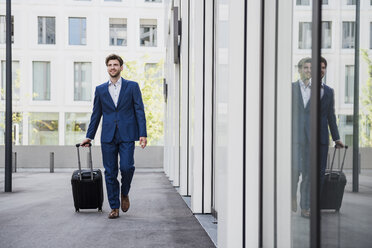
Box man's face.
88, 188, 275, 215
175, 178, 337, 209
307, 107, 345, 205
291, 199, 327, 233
299, 62, 311, 82
107, 59, 123, 78
320, 62, 326, 80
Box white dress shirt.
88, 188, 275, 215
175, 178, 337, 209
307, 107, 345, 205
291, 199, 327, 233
299, 79, 324, 107
108, 77, 122, 107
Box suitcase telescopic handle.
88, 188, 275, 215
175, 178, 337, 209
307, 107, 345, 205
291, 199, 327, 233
75, 143, 94, 181
329, 145, 348, 181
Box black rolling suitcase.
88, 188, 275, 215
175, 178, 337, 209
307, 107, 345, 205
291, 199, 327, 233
320, 145, 348, 212
71, 143, 103, 212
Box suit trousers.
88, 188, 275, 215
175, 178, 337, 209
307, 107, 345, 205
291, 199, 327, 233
292, 143, 310, 210
101, 129, 135, 209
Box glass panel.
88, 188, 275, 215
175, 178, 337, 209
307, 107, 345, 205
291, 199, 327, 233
212, 0, 229, 220
109, 18, 127, 46
299, 22, 312, 49
342, 21, 355, 49
28, 112, 58, 145
1, 61, 20, 101
32, 61, 50, 101
370, 22, 372, 49
296, 0, 310, 6
38, 17, 56, 44
0, 15, 14, 44
344, 65, 354, 104
321, 2, 372, 247
322, 21, 332, 49
0, 112, 22, 145
140, 19, 157, 47
69, 17, 86, 45
145, 0, 162, 2
65, 112, 90, 145
322, 0, 329, 5
74, 62, 92, 101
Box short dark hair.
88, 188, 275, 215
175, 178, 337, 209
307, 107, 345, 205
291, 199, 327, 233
105, 54, 124, 66
298, 57, 311, 69
320, 56, 327, 68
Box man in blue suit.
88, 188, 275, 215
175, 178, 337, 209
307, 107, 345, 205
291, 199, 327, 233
292, 57, 343, 218
81, 54, 147, 219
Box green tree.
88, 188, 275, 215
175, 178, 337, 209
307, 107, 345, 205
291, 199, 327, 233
360, 49, 372, 147
121, 56, 164, 146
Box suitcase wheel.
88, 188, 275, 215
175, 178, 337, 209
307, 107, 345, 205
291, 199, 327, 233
98, 208, 103, 212
75, 208, 80, 212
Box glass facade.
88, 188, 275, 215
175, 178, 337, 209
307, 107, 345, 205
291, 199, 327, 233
38, 17, 55, 44
65, 112, 90, 145
1, 61, 20, 101
74, 62, 92, 101
32, 61, 50, 101
0, 15, 14, 44
109, 18, 127, 46
140, 19, 157, 47
28, 112, 58, 145
69, 17, 86, 45
342, 21, 355, 49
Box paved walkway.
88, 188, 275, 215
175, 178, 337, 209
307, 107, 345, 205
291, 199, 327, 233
0, 170, 215, 248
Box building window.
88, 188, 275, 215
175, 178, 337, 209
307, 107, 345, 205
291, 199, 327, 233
69, 17, 86, 45
322, 0, 328, 4
33, 61, 51, 101
298, 21, 332, 49
109, 18, 127, 46
140, 19, 157, 47
346, 0, 356, 5
38, 17, 55, 44
370, 22, 372, 49
322, 21, 332, 48
342, 21, 355, 49
74, 62, 92, 101
345, 65, 354, 104
296, 0, 309, 5
299, 22, 312, 49
145, 0, 162, 2
1, 61, 20, 101
29, 112, 58, 145
65, 113, 91, 145
0, 15, 14, 44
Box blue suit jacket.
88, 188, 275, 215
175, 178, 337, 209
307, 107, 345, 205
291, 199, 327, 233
292, 81, 340, 146
86, 77, 147, 143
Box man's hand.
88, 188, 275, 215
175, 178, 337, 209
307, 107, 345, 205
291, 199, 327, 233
335, 140, 344, 148
81, 138, 91, 147
139, 137, 147, 149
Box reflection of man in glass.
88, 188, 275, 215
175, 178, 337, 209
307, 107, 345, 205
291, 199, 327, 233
292, 57, 312, 217
318, 57, 344, 186
292, 57, 344, 218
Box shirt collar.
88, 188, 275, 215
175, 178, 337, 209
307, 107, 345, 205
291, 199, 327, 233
308, 79, 324, 88
109, 77, 122, 86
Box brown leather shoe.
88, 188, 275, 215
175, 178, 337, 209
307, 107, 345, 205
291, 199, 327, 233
121, 194, 130, 212
108, 209, 119, 219
301, 209, 310, 218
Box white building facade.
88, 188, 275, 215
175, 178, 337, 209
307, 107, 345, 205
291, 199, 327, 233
0, 0, 165, 146
164, 0, 372, 247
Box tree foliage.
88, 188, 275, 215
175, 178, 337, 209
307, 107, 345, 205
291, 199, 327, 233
121, 56, 164, 146
360, 49, 372, 147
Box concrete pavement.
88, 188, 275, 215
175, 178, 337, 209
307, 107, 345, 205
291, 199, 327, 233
0, 169, 215, 248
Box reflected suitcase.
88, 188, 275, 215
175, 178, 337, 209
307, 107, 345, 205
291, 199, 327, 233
320, 146, 348, 212
71, 143, 103, 212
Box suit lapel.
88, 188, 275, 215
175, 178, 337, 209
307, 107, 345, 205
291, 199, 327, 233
116, 77, 129, 108
104, 81, 116, 109
296, 81, 306, 110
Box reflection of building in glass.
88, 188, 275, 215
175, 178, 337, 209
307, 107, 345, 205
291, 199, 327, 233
293, 1, 372, 146
0, 0, 164, 146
